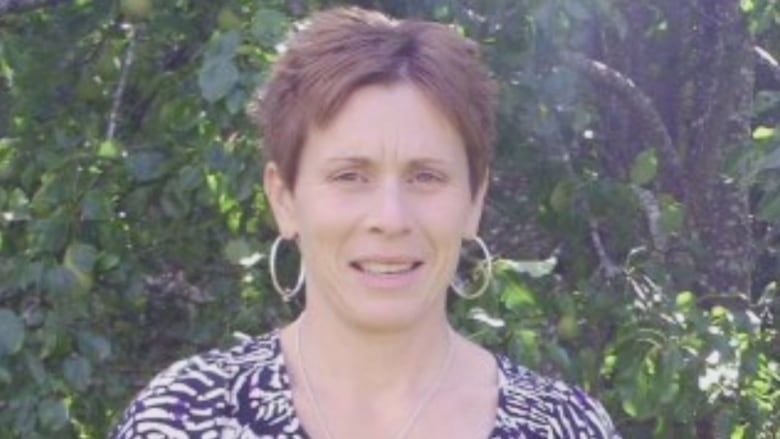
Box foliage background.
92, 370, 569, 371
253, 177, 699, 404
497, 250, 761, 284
0, 0, 778, 437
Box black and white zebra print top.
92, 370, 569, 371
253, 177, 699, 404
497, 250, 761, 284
109, 330, 621, 438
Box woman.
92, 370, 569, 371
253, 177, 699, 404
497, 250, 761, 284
110, 7, 620, 439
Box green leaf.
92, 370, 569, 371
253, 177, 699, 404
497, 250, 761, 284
497, 257, 557, 278
0, 308, 25, 355
77, 330, 112, 362
97, 252, 120, 271
37, 398, 68, 430
513, 329, 541, 366
756, 146, 780, 172
24, 351, 47, 384
30, 175, 66, 215
63, 355, 92, 391
43, 265, 81, 297
660, 196, 685, 234
225, 87, 248, 114
754, 91, 780, 115
81, 189, 113, 220
730, 424, 747, 439
630, 148, 658, 186
14, 261, 43, 290
177, 165, 203, 191
550, 179, 575, 213
160, 181, 189, 219
659, 349, 682, 404
63, 242, 97, 276
205, 30, 241, 61
6, 188, 31, 221
224, 238, 252, 264
752, 125, 775, 140
622, 397, 638, 417
251, 8, 289, 46
198, 58, 240, 103
127, 151, 167, 182
675, 291, 695, 309
31, 215, 70, 253
217, 7, 243, 31
38, 319, 61, 360
500, 279, 537, 310
757, 190, 780, 221
97, 140, 119, 158
546, 342, 572, 374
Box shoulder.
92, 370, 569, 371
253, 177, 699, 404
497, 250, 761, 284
109, 330, 282, 439
495, 354, 621, 439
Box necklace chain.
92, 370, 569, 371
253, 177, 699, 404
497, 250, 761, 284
295, 316, 455, 439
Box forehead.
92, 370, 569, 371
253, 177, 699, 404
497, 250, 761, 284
303, 83, 466, 163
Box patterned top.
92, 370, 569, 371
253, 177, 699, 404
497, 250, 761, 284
109, 330, 621, 439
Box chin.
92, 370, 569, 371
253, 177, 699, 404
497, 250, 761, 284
337, 291, 442, 333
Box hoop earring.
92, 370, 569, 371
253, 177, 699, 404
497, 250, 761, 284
269, 235, 305, 302
450, 236, 493, 299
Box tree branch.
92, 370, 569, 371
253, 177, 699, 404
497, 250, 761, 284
631, 185, 667, 252
588, 217, 622, 279
560, 51, 683, 183
0, 0, 68, 15
557, 137, 623, 279
106, 24, 139, 141
560, 52, 677, 272
754, 46, 780, 83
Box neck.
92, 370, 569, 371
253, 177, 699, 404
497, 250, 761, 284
291, 307, 453, 399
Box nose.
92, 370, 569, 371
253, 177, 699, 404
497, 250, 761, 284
367, 180, 412, 237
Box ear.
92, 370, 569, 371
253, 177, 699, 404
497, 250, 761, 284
264, 162, 297, 238
464, 174, 489, 239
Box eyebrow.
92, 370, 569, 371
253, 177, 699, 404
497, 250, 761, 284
325, 156, 452, 167
325, 156, 372, 166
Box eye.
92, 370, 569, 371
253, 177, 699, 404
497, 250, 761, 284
410, 170, 446, 185
330, 170, 367, 183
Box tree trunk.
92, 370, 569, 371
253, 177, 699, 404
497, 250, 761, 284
680, 0, 754, 301
593, 0, 755, 299
590, 1, 755, 437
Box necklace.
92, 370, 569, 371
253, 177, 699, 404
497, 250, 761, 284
295, 316, 455, 439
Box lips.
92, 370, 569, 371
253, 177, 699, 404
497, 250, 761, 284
350, 260, 423, 275
349, 257, 424, 289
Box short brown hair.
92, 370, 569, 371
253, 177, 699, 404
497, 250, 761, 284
250, 7, 497, 195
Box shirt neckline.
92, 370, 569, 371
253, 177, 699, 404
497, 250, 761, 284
268, 328, 509, 439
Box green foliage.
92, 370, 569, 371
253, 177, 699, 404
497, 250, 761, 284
630, 149, 658, 186
0, 0, 778, 438
456, 258, 779, 438
0, 309, 24, 355
0, 1, 287, 437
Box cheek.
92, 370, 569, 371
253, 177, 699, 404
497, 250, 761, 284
415, 203, 471, 270
418, 195, 476, 234
294, 194, 359, 253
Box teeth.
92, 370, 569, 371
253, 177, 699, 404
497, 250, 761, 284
358, 262, 415, 274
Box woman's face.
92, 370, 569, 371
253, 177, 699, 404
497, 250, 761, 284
265, 82, 486, 331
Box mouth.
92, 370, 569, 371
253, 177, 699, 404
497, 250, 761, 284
350, 260, 423, 275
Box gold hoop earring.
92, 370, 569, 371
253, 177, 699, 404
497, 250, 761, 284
450, 236, 493, 299
269, 235, 305, 302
